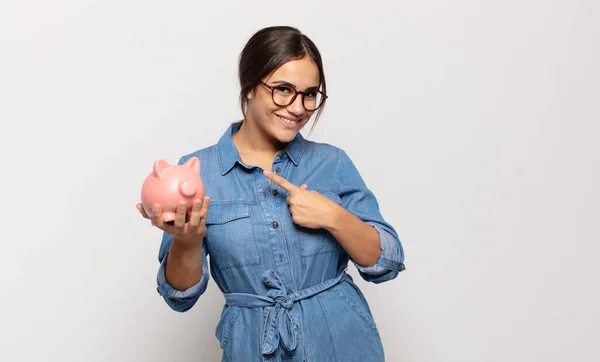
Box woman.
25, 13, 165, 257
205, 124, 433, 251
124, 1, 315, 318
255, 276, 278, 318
137, 26, 405, 362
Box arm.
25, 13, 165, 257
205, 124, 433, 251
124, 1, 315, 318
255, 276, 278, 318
324, 205, 381, 267
263, 151, 405, 284
333, 149, 406, 283
165, 236, 204, 290
157, 233, 210, 312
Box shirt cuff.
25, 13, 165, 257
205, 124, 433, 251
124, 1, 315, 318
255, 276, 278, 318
156, 252, 209, 300
354, 223, 405, 275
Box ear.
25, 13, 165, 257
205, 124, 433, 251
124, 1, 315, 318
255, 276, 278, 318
246, 88, 254, 100
153, 159, 170, 178
183, 156, 201, 174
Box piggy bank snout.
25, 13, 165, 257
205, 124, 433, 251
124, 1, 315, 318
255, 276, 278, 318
179, 180, 197, 197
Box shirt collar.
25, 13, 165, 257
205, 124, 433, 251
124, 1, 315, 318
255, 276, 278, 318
217, 121, 306, 175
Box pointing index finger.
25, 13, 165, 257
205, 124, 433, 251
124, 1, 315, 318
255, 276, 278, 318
263, 170, 299, 193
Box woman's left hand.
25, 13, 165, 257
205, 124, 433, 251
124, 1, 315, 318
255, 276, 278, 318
263, 170, 339, 229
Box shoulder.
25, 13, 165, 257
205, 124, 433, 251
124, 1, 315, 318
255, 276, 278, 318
176, 144, 219, 165
302, 138, 344, 157
301, 138, 353, 164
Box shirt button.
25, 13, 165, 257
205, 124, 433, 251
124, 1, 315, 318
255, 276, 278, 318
272, 189, 279, 196
274, 166, 282, 173
272, 221, 279, 229
287, 290, 293, 295
278, 151, 285, 159
398, 263, 404, 270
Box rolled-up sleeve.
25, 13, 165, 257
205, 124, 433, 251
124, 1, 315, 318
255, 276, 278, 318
156, 232, 210, 312
337, 149, 406, 284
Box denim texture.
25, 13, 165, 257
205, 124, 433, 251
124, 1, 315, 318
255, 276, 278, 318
156, 121, 405, 361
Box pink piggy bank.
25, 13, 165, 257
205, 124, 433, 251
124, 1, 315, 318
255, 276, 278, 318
140, 157, 205, 222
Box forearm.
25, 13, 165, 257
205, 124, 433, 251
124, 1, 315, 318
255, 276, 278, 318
325, 205, 381, 267
165, 237, 204, 291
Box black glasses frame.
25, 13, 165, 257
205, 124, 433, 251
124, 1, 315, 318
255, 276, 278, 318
260, 81, 328, 111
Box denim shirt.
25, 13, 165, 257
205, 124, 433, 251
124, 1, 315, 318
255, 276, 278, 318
156, 121, 405, 362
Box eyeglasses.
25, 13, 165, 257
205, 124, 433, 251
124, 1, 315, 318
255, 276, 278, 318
260, 81, 327, 111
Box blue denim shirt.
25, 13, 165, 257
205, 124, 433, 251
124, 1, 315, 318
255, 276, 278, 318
156, 121, 405, 361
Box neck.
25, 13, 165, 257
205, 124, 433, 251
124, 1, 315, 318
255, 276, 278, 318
233, 119, 284, 154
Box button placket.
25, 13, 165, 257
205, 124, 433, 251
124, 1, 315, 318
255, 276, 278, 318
265, 151, 299, 309
269, 152, 285, 198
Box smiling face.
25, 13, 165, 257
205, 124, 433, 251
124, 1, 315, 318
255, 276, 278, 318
245, 56, 321, 145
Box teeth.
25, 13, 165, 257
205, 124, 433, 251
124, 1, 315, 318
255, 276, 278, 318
278, 115, 298, 125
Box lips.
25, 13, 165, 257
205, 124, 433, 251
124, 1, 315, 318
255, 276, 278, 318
276, 114, 303, 127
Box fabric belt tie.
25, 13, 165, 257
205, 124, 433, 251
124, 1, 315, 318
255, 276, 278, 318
224, 269, 347, 355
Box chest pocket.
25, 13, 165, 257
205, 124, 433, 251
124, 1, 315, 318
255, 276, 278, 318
299, 190, 344, 258
205, 203, 261, 270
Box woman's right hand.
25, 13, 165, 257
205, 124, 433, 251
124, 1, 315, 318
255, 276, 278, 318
136, 196, 211, 245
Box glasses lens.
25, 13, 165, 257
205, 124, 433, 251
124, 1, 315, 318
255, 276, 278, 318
272, 86, 295, 107
303, 90, 324, 111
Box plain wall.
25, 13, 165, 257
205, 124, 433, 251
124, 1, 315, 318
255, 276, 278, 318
1, 0, 598, 361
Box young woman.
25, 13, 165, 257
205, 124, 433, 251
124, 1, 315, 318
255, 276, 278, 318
137, 26, 405, 362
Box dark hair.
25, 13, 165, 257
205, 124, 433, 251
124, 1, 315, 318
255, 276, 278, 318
238, 26, 327, 132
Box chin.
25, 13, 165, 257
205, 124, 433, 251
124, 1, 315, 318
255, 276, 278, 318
272, 129, 298, 144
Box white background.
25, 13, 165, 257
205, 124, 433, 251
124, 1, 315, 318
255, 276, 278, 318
1, 1, 598, 361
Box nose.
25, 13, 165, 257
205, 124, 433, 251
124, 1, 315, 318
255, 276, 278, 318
286, 94, 305, 116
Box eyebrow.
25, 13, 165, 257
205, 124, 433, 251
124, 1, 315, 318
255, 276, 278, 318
271, 80, 320, 91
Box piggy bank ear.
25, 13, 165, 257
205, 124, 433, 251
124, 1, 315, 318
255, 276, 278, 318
183, 156, 201, 174
153, 159, 170, 177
